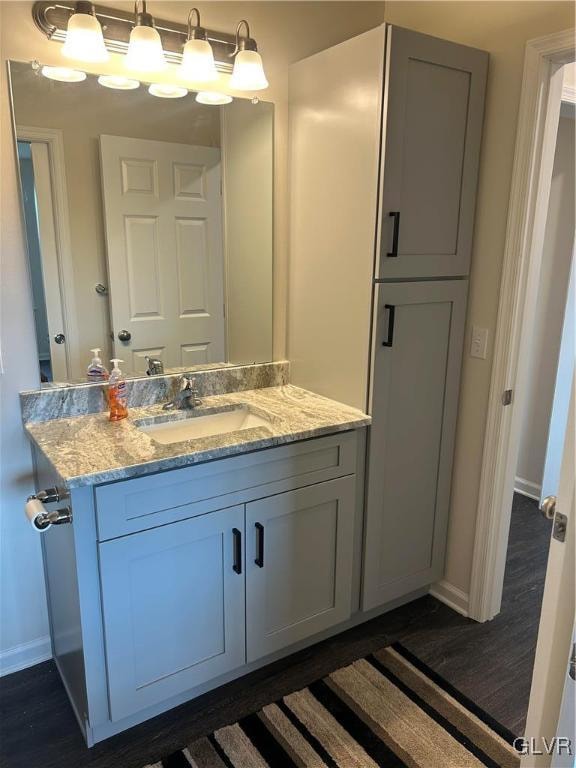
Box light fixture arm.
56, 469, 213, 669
73, 1, 96, 16
230, 19, 258, 56
134, 0, 154, 28
187, 7, 207, 41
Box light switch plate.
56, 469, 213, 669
470, 325, 489, 359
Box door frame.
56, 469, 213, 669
16, 125, 80, 380
468, 30, 575, 623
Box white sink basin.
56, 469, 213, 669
136, 406, 271, 445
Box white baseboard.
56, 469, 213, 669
514, 476, 541, 501
0, 636, 52, 677
429, 579, 469, 617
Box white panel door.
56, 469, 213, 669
541, 254, 575, 504
363, 280, 467, 609
523, 385, 574, 768
245, 478, 356, 662
100, 135, 225, 374
377, 26, 488, 279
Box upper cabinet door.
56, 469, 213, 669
377, 26, 488, 279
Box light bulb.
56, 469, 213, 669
230, 49, 268, 91
98, 75, 140, 90
195, 91, 233, 105
41, 66, 87, 83
180, 38, 218, 83
148, 83, 188, 99
62, 7, 108, 63
126, 25, 166, 73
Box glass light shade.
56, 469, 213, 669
62, 12, 109, 63
148, 83, 188, 99
195, 91, 233, 105
98, 75, 140, 90
125, 25, 166, 72
229, 49, 268, 91
41, 66, 87, 82
180, 38, 218, 83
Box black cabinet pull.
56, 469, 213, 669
232, 528, 242, 574
382, 304, 395, 347
255, 522, 264, 568
387, 211, 400, 257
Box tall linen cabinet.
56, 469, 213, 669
288, 24, 488, 609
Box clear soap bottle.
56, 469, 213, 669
86, 348, 109, 382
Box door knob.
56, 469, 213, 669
540, 495, 557, 520
117, 330, 131, 342
54, 333, 65, 344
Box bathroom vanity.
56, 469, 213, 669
22, 367, 380, 745
12, 6, 488, 747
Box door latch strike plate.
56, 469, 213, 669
502, 389, 513, 406
552, 511, 567, 543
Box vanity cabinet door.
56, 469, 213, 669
363, 280, 467, 610
245, 477, 356, 663
377, 25, 488, 279
99, 505, 245, 721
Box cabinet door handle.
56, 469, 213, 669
387, 211, 400, 257
232, 528, 242, 574
382, 304, 395, 347
255, 522, 264, 568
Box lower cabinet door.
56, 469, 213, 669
363, 280, 467, 610
99, 505, 246, 721
245, 477, 356, 663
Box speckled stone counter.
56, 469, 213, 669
25, 385, 370, 488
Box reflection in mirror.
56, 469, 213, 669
9, 61, 273, 386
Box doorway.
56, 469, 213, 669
17, 140, 52, 381
16, 126, 79, 382
467, 31, 575, 753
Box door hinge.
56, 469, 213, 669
570, 642, 575, 681
502, 389, 513, 406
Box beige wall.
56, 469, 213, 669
384, 1, 575, 596
516, 113, 575, 495
0, 1, 386, 666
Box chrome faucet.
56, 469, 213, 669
145, 356, 164, 376
163, 375, 202, 410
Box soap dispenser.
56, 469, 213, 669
87, 348, 109, 382
108, 359, 128, 421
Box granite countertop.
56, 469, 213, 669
25, 385, 371, 488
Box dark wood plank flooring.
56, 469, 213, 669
0, 493, 550, 768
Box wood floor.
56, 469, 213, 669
0, 493, 551, 768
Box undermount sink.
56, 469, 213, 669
135, 405, 271, 445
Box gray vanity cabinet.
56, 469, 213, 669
99, 504, 246, 721
245, 477, 356, 662
377, 26, 487, 280
362, 280, 467, 609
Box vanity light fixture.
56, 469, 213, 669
98, 74, 140, 89
125, 1, 166, 73
62, 1, 109, 63
180, 8, 218, 83
148, 83, 188, 98
195, 91, 233, 105
229, 20, 268, 91
41, 65, 87, 82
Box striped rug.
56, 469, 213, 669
146, 643, 521, 768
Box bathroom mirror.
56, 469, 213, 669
8, 60, 273, 385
